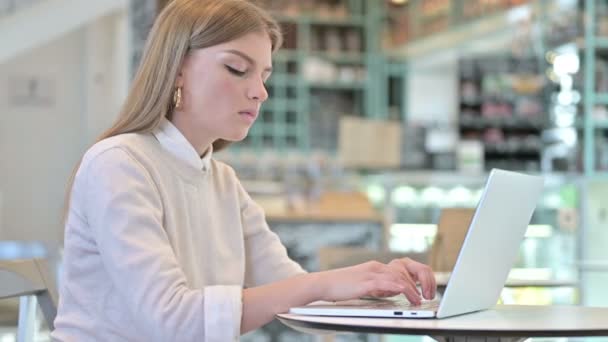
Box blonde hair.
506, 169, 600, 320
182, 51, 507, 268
62, 0, 282, 223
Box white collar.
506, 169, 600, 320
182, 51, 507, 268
152, 117, 213, 172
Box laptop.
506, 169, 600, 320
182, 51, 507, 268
289, 169, 544, 319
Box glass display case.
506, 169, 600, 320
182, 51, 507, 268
362, 171, 580, 308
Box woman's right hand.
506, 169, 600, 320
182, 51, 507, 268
317, 261, 423, 305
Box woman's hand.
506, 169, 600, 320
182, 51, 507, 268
317, 259, 436, 305
387, 258, 436, 301
241, 259, 435, 333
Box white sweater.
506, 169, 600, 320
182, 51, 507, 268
52, 118, 305, 342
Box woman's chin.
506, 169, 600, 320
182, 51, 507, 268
225, 130, 249, 142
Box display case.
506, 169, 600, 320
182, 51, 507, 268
362, 171, 580, 307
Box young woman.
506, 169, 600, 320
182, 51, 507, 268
52, 0, 436, 341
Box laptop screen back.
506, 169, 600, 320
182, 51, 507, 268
437, 169, 544, 318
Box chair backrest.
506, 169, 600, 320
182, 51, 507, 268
0, 259, 57, 330
429, 208, 475, 272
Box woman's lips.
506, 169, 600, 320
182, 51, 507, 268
239, 111, 258, 122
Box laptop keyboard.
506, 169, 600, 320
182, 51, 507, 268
361, 299, 440, 310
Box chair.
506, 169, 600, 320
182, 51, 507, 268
318, 246, 428, 271
0, 259, 58, 341
429, 208, 475, 272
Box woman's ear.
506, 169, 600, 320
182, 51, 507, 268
175, 70, 184, 88
175, 58, 188, 87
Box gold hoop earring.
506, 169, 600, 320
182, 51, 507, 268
173, 87, 182, 109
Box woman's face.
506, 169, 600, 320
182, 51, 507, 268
174, 31, 272, 147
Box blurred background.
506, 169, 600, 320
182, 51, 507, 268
1, 0, 608, 341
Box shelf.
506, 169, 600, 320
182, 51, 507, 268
585, 173, 608, 181
484, 146, 541, 158
577, 260, 608, 272
262, 99, 299, 112
307, 15, 365, 27
460, 93, 539, 104
419, 11, 450, 22
266, 74, 299, 86
275, 51, 365, 64
565, 36, 608, 52
459, 116, 545, 130
365, 171, 580, 188
274, 50, 299, 61
387, 2, 535, 58
274, 14, 365, 27
460, 99, 483, 106
257, 191, 382, 223
574, 119, 608, 129
595, 120, 608, 129
307, 81, 365, 90
245, 1, 405, 151
594, 94, 608, 105
595, 38, 608, 50
308, 52, 365, 63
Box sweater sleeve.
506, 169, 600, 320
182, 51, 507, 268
236, 178, 306, 287
83, 147, 241, 342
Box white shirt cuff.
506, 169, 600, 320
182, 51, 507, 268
204, 285, 242, 342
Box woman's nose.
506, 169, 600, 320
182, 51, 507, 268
248, 78, 268, 102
